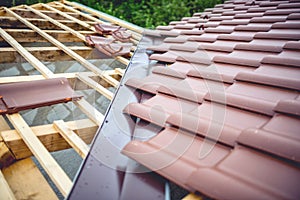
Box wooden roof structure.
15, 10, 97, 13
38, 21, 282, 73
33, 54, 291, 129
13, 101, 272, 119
0, 1, 144, 199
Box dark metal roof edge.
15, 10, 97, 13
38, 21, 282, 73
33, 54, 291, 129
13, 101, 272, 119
67, 34, 168, 199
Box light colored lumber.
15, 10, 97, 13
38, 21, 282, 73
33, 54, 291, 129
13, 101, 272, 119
78, 74, 113, 100
75, 99, 104, 125
3, 7, 126, 86
53, 120, 89, 158
0, 116, 10, 132
25, 5, 86, 41
0, 46, 96, 63
182, 193, 203, 200
1, 118, 97, 160
53, 1, 109, 25
2, 158, 58, 200
0, 142, 15, 169
41, 3, 95, 32
0, 27, 54, 78
0, 170, 16, 200
42, 3, 133, 64
115, 68, 125, 76
7, 113, 72, 196
0, 29, 94, 43
0, 16, 92, 30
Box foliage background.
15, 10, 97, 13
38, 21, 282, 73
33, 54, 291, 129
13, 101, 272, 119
1, 0, 222, 28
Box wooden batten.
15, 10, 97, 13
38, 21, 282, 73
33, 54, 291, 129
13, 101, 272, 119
2, 158, 58, 200
0, 16, 93, 31
0, 29, 94, 43
1, 119, 97, 160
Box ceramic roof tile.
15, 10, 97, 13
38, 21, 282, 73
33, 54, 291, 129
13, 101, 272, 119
91, 0, 300, 199
213, 50, 277, 67
284, 41, 300, 50
188, 62, 254, 83
176, 49, 227, 65
188, 146, 300, 199
204, 25, 235, 33
250, 16, 288, 23
278, 2, 300, 8
150, 50, 193, 63
167, 101, 269, 146
262, 49, 300, 67
220, 19, 250, 25
163, 35, 188, 43
255, 28, 300, 40
287, 13, 300, 20
147, 42, 172, 52
180, 29, 205, 35
188, 33, 220, 42
169, 42, 198, 52
122, 128, 231, 191
201, 40, 245, 52
217, 31, 256, 41
235, 39, 288, 52
125, 68, 184, 95
0, 78, 81, 114
238, 113, 300, 162
259, 0, 289, 7
247, 6, 277, 12
213, 81, 299, 115
173, 24, 196, 30
222, 10, 247, 16
234, 12, 264, 18
168, 61, 208, 76
265, 8, 300, 16
234, 23, 272, 31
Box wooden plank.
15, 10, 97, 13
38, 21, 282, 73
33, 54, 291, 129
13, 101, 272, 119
78, 74, 113, 100
37, 3, 132, 66
7, 113, 72, 196
2, 158, 58, 200
0, 29, 94, 43
0, 27, 54, 78
25, 5, 86, 41
3, 8, 86, 21
1, 119, 97, 160
182, 193, 203, 200
0, 46, 99, 63
0, 170, 16, 200
0, 142, 15, 169
75, 99, 104, 125
53, 120, 89, 158
41, 3, 95, 32
53, 1, 109, 25
0, 16, 92, 30
3, 7, 127, 86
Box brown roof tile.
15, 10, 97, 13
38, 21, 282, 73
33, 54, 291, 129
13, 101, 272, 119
213, 50, 276, 67
77, 0, 300, 199
0, 78, 81, 114
262, 50, 300, 67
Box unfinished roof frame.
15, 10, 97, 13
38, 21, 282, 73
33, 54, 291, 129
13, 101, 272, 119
0, 1, 144, 199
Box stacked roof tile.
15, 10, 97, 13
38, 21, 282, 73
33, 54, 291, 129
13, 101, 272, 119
121, 0, 300, 199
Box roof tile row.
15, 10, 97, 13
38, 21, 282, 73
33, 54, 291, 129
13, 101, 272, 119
121, 0, 300, 199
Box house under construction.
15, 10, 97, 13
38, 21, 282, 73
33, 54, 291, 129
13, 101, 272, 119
0, 0, 299, 200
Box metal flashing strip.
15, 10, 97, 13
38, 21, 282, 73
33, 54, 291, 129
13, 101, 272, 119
67, 34, 168, 199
